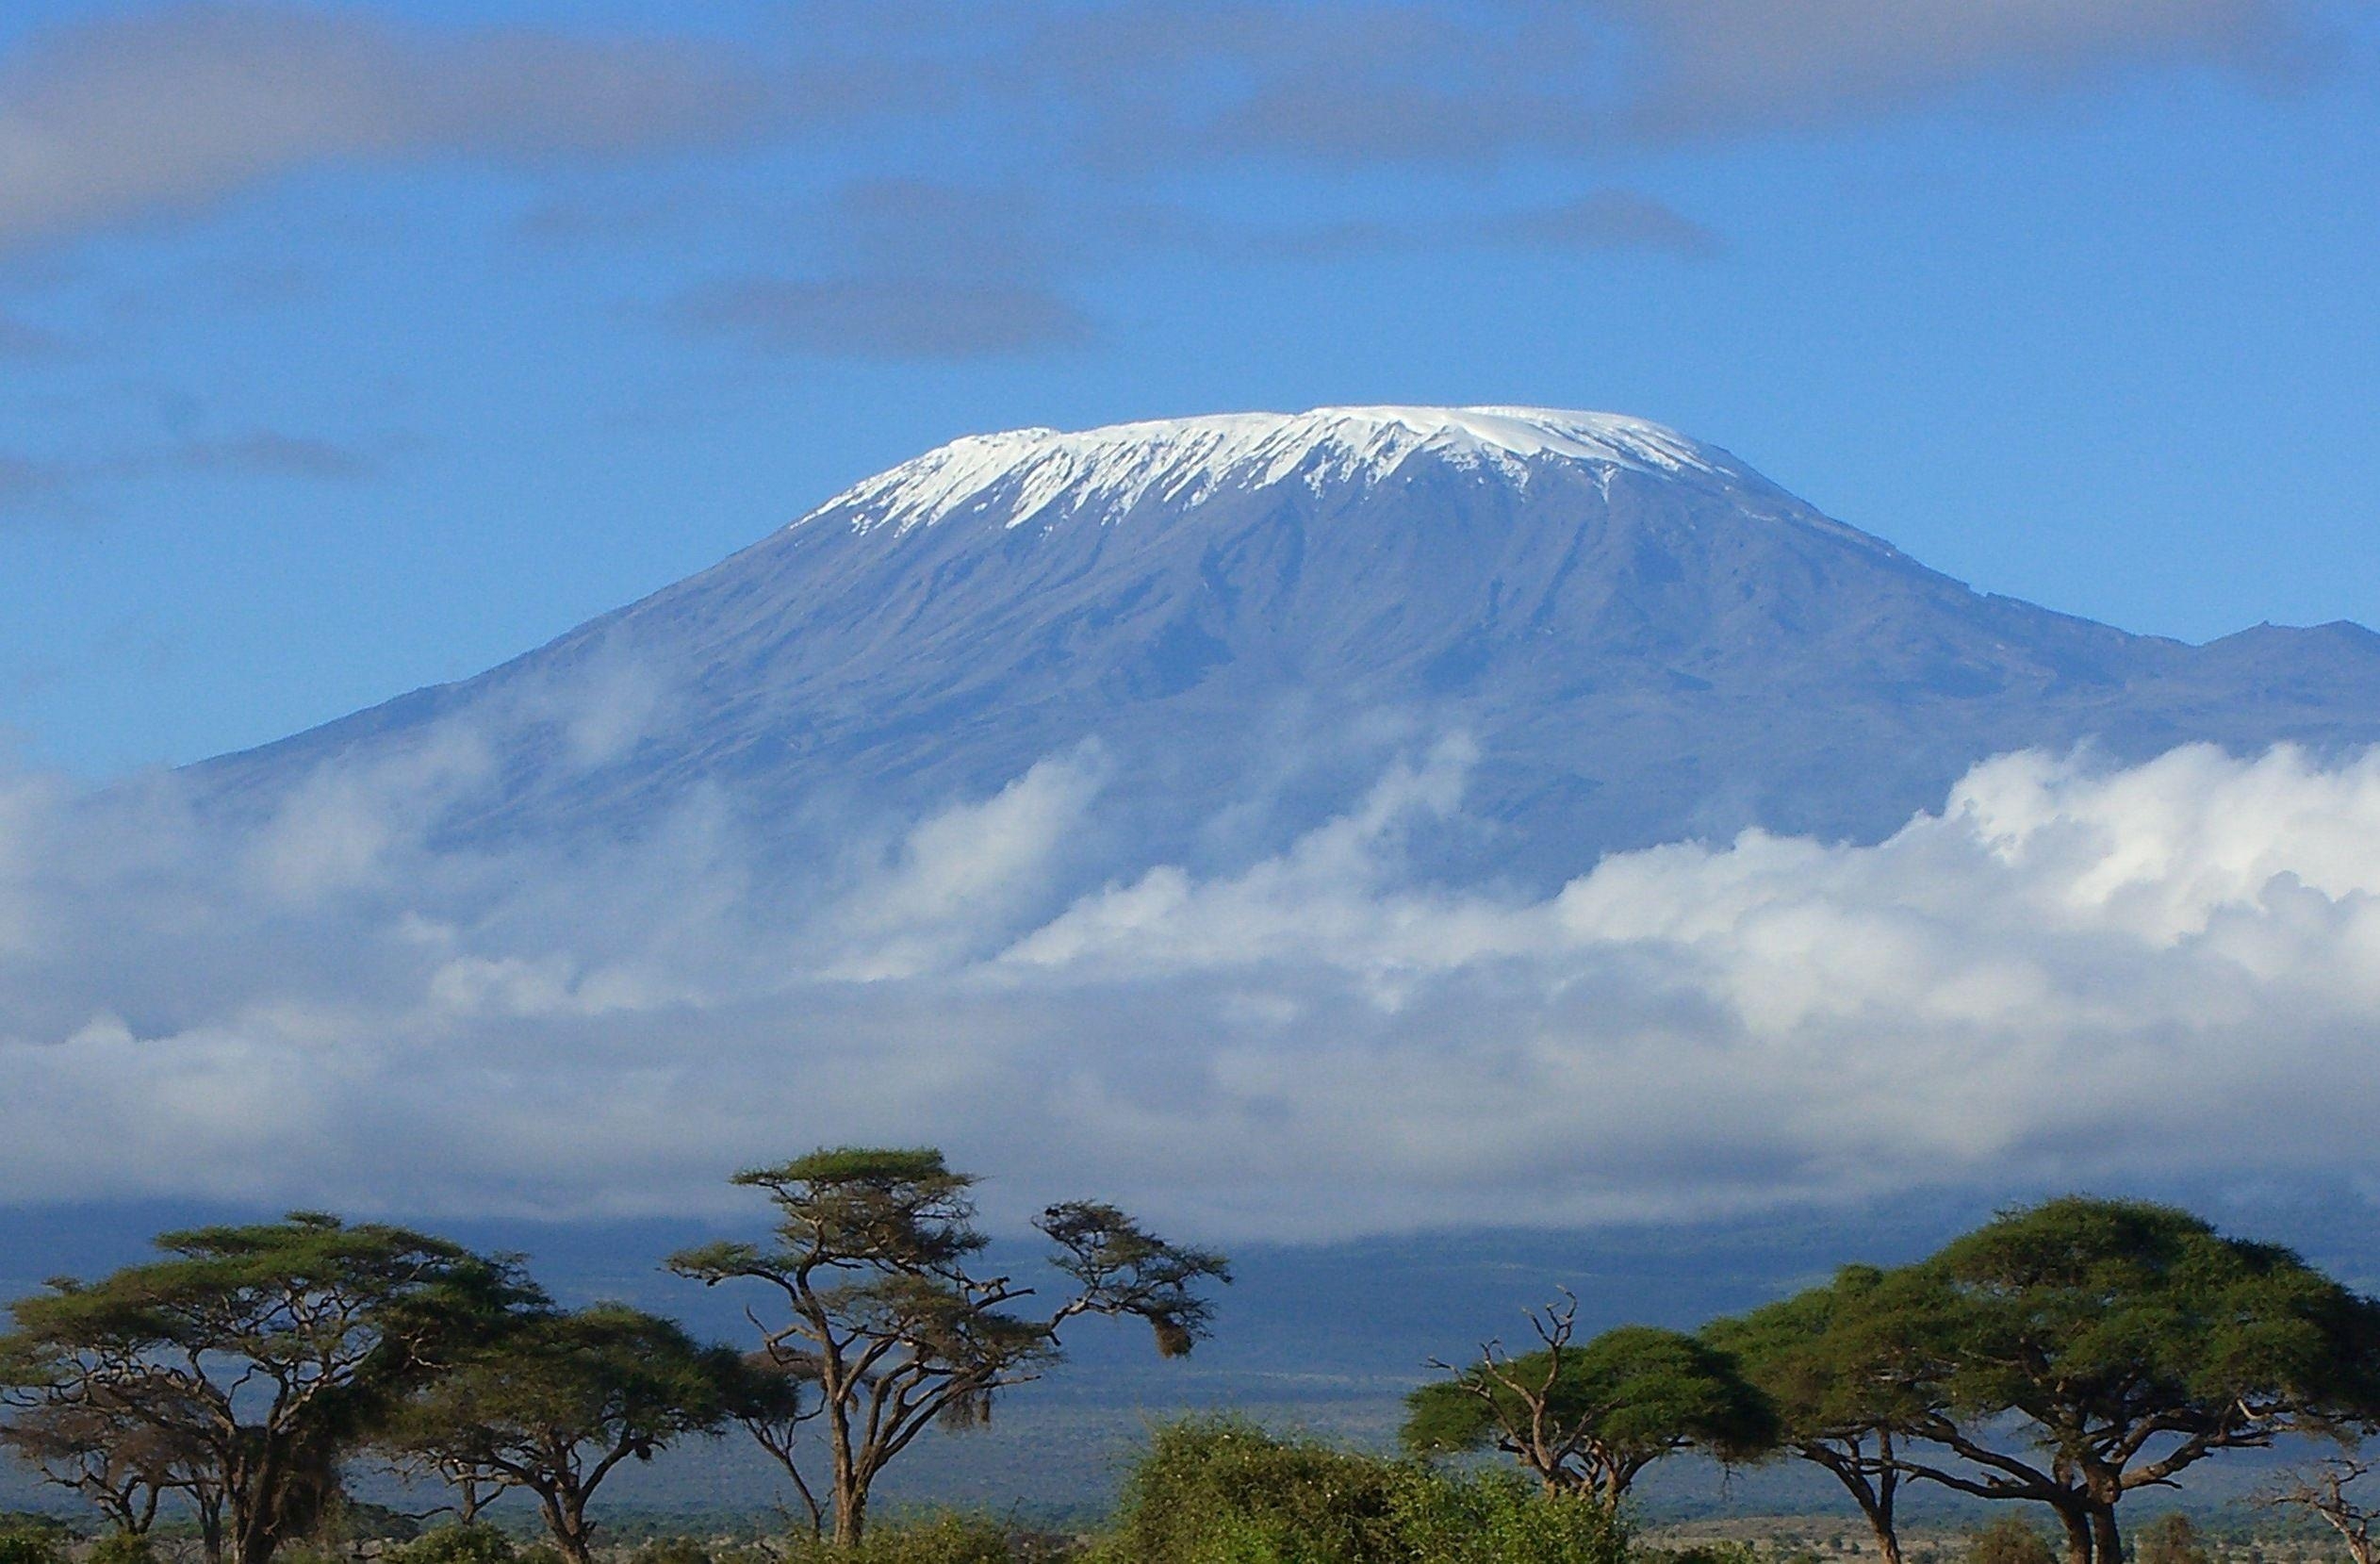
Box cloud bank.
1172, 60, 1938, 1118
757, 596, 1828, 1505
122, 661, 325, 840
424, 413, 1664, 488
5, 710, 2380, 1240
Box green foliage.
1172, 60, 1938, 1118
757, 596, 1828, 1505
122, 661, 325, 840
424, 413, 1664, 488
1095, 1416, 1411, 1563
385, 1524, 519, 1564
2134, 1516, 2212, 1564
86, 1534, 158, 1564
1403, 1323, 1777, 1501
1390, 1469, 1632, 1564
781, 1513, 1021, 1564
0, 1528, 64, 1564
385, 1304, 743, 1562
1703, 1264, 1934, 1441
321, 1499, 422, 1543
0, 1213, 535, 1564
674, 1145, 1227, 1547
1092, 1416, 1633, 1563
626, 1539, 714, 1564
390, 1301, 742, 1472
1924, 1196, 2380, 1430
1967, 1517, 2058, 1564
1638, 1545, 1762, 1564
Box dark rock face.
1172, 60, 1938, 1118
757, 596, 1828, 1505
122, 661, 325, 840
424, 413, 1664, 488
193, 408, 2380, 883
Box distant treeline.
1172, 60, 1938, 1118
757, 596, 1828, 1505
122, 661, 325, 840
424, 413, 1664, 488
4, 1156, 2380, 1564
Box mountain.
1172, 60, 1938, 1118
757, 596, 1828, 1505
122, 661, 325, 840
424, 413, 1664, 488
196, 404, 2380, 881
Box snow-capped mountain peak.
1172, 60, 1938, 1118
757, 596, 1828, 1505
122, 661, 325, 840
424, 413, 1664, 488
199, 404, 2380, 887
812, 405, 1736, 537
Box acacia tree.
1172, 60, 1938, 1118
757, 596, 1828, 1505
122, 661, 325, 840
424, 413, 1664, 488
1864, 1198, 2380, 1564
384, 1305, 744, 1564
1403, 1296, 1779, 1509
0, 1388, 214, 1537
728, 1350, 829, 1539
1705, 1264, 1943, 1564
0, 1214, 528, 1564
668, 1146, 1231, 1545
2259, 1457, 2380, 1564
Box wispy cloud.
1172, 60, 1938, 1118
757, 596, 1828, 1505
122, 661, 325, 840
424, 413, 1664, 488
670, 276, 1096, 362
997, 0, 2319, 165
665, 179, 1716, 359
0, 309, 65, 358
0, 3, 769, 255
163, 431, 378, 483
0, 428, 380, 523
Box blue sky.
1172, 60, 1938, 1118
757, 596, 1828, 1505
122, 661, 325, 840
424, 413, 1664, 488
2, 0, 2376, 776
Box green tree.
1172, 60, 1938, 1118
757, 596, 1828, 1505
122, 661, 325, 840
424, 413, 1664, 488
1403, 1295, 1779, 1509
2133, 1516, 2210, 1564
669, 1146, 1229, 1545
1869, 1198, 2380, 1564
383, 1305, 744, 1564
1706, 1264, 1945, 1564
0, 1213, 531, 1564
1969, 1517, 2059, 1564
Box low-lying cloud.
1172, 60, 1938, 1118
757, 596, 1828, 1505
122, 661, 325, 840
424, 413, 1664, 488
7, 713, 2380, 1240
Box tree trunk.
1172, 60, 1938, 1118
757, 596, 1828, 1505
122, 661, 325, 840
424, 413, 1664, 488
2056, 1506, 2095, 1564
196, 1490, 225, 1564
230, 1496, 276, 1564
832, 1480, 868, 1547
538, 1489, 595, 1564
1813, 1437, 1902, 1564
1870, 1439, 1904, 1564
2091, 1508, 2124, 1564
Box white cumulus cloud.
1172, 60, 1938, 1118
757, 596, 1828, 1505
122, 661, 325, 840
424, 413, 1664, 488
3, 728, 2379, 1239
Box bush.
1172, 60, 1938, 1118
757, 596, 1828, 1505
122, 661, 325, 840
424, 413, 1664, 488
1093, 1416, 1411, 1563
627, 1541, 714, 1564
1391, 1469, 1631, 1564
1968, 1518, 2058, 1564
1640, 1544, 1761, 1564
782, 1513, 1018, 1564
1091, 1416, 1635, 1563
0, 1528, 63, 1564
2136, 1516, 2211, 1564
386, 1526, 519, 1564
86, 1536, 158, 1564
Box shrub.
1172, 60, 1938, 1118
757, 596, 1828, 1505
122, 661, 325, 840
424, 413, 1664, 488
85, 1536, 158, 1564
1968, 1518, 2058, 1564
781, 1513, 1017, 1564
386, 1525, 519, 1564
1092, 1415, 1636, 1563
1641, 1544, 1762, 1564
2136, 1516, 2211, 1564
1391, 1469, 1631, 1564
627, 1540, 714, 1564
1094, 1416, 1410, 1563
0, 1528, 63, 1564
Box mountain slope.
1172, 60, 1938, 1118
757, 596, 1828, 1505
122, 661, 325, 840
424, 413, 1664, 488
197, 405, 2380, 881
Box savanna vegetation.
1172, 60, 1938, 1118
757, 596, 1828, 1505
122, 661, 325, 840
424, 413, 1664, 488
6, 1176, 2380, 1564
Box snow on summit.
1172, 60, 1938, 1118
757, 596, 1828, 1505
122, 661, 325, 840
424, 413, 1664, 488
812, 405, 1737, 536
